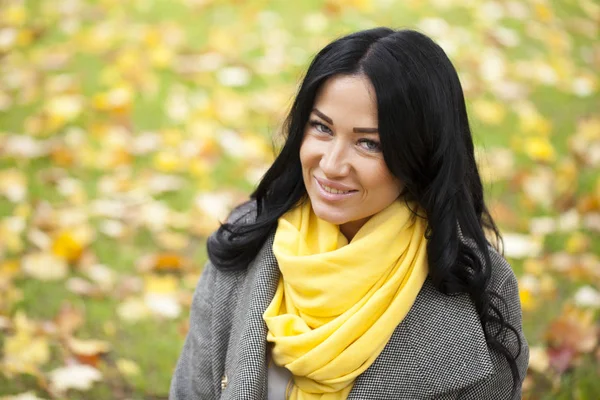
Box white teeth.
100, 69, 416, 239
321, 183, 351, 194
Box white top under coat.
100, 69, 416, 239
267, 353, 293, 399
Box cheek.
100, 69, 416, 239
370, 165, 402, 196
299, 143, 309, 171
299, 136, 318, 170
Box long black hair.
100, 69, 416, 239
208, 27, 522, 392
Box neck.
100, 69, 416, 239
339, 217, 370, 241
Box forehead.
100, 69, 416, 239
313, 75, 378, 122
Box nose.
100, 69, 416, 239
319, 139, 350, 177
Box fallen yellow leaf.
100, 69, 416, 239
116, 358, 141, 377
51, 231, 84, 262
2, 4, 27, 26
92, 85, 133, 115
0, 169, 27, 203
519, 288, 536, 312
117, 297, 150, 322
21, 252, 68, 281
472, 99, 506, 125
523, 136, 556, 162
2, 312, 50, 376
144, 274, 179, 294
565, 232, 590, 253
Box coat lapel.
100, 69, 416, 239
348, 280, 494, 399
223, 233, 280, 400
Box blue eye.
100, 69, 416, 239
309, 120, 332, 134
358, 139, 381, 152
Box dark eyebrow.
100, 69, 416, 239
311, 108, 379, 134
353, 127, 379, 133
312, 108, 333, 124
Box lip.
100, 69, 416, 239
314, 176, 356, 191
314, 176, 358, 201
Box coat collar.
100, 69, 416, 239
348, 280, 493, 398
228, 233, 493, 399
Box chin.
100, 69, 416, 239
311, 203, 350, 226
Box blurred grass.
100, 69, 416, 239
1, 0, 599, 399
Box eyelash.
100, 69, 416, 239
308, 120, 381, 152
309, 120, 331, 134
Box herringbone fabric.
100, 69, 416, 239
170, 203, 529, 399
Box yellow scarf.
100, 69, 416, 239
263, 200, 429, 399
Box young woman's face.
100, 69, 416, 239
300, 74, 403, 240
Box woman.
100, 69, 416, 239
170, 27, 529, 399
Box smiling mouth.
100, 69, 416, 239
317, 180, 358, 195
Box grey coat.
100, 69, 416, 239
171, 210, 529, 399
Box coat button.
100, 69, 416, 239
221, 374, 228, 390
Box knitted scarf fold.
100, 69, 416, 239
263, 200, 429, 399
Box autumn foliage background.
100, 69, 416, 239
0, 0, 599, 399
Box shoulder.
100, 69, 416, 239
458, 238, 523, 338
460, 234, 519, 295
484, 244, 524, 335
486, 244, 518, 292
205, 198, 259, 268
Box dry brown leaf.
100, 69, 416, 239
577, 194, 600, 213
67, 337, 111, 367
31, 202, 58, 231
153, 252, 187, 273
114, 275, 143, 299
65, 277, 100, 298
545, 306, 598, 373
50, 145, 75, 167
583, 213, 600, 232
55, 303, 84, 337
488, 201, 521, 230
